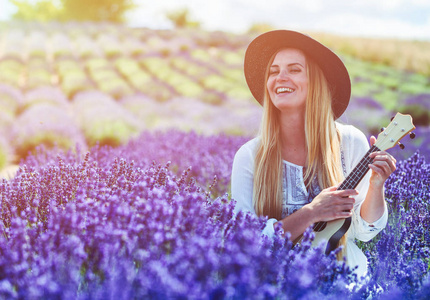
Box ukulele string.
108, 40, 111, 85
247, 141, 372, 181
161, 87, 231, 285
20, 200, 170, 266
293, 123, 394, 246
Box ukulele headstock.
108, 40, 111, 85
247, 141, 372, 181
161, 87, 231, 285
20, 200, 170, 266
375, 113, 415, 151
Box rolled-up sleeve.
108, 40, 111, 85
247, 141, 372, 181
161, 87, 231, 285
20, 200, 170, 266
352, 199, 388, 241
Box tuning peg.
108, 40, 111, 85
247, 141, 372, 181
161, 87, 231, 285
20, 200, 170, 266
398, 142, 405, 150
380, 127, 386, 132
409, 132, 416, 139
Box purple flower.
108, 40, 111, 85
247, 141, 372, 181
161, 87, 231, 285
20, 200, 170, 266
0, 83, 23, 115
23, 87, 68, 109
11, 103, 86, 158
1, 129, 428, 299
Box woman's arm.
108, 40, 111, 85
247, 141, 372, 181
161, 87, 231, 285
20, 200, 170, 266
231, 140, 257, 216
360, 136, 396, 223
232, 139, 356, 240
278, 186, 358, 241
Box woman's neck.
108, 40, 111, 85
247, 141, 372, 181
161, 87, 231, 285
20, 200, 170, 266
279, 111, 307, 165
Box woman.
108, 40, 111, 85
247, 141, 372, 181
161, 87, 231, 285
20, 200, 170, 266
231, 30, 396, 278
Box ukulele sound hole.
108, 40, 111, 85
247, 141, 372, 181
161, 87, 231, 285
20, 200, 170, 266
313, 222, 327, 232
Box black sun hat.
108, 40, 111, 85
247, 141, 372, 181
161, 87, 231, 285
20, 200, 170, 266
244, 30, 351, 119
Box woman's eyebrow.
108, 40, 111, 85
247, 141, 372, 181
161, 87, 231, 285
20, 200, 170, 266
270, 62, 304, 68
288, 62, 304, 67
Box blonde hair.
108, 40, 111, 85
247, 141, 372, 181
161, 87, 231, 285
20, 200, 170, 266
252, 49, 347, 257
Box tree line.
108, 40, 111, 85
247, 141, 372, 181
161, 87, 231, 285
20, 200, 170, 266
11, 0, 200, 27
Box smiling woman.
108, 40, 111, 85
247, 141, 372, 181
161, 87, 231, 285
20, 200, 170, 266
266, 48, 308, 116
231, 30, 397, 279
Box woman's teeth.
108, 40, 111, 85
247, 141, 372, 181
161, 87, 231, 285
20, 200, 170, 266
276, 87, 294, 94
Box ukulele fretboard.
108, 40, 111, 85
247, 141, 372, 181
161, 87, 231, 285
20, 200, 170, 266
337, 145, 380, 191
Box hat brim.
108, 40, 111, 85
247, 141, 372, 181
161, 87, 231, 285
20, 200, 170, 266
244, 30, 351, 119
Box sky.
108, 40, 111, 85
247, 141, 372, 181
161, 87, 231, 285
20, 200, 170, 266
1, 0, 430, 40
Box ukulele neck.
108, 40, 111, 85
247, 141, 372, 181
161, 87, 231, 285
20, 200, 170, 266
337, 145, 380, 191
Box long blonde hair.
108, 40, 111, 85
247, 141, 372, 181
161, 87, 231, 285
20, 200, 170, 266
252, 49, 347, 256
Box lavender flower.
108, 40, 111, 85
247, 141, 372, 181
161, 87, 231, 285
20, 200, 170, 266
50, 33, 74, 59
23, 86, 68, 110
400, 93, 430, 126
388, 126, 430, 161
26, 57, 53, 89
11, 103, 86, 158
357, 152, 429, 298
0, 150, 357, 299
72, 91, 142, 147
0, 136, 13, 171
2, 130, 429, 298
0, 82, 24, 116
0, 21, 429, 299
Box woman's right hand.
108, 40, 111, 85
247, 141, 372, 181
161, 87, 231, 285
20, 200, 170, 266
305, 186, 358, 223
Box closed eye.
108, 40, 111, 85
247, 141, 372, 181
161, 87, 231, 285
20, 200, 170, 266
269, 67, 279, 75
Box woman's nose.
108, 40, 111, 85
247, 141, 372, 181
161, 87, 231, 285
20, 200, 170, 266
276, 70, 290, 82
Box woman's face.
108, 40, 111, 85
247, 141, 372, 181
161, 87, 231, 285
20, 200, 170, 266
266, 48, 308, 114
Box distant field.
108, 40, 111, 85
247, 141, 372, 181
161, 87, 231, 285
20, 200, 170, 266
313, 32, 430, 75
0, 21, 428, 167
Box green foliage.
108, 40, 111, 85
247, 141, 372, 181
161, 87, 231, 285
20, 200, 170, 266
0, 59, 24, 88
372, 74, 401, 90
61, 0, 135, 23
11, 0, 136, 23
373, 89, 401, 111
170, 58, 209, 77
201, 75, 229, 91
139, 57, 205, 98
247, 23, 275, 34
72, 92, 141, 146
0, 111, 14, 131
11, 0, 62, 22
0, 138, 12, 171
315, 32, 430, 76
221, 51, 243, 66
351, 81, 380, 98
175, 81, 204, 98
115, 57, 141, 75
166, 8, 201, 29
87, 120, 136, 146
0, 84, 22, 116
27, 69, 52, 89
399, 82, 430, 95
12, 104, 85, 158
98, 77, 134, 99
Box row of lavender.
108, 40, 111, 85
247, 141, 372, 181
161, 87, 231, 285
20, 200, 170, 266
0, 82, 262, 169
0, 130, 428, 299
0, 21, 429, 170
1, 81, 428, 173
1, 22, 428, 106
0, 21, 248, 102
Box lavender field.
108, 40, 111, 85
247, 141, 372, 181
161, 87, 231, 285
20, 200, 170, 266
0, 131, 429, 299
0, 21, 429, 299
0, 21, 429, 168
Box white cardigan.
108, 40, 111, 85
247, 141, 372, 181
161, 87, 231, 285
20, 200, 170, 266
231, 122, 388, 278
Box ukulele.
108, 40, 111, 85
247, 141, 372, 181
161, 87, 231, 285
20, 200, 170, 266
294, 112, 415, 254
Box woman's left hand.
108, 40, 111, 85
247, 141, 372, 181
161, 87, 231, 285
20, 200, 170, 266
368, 136, 397, 187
